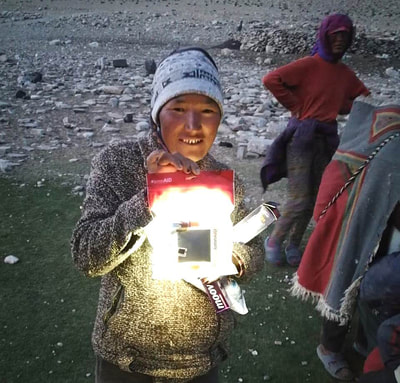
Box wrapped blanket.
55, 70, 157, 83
291, 101, 400, 324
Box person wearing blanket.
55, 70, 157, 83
291, 100, 400, 380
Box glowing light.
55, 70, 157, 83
146, 171, 237, 280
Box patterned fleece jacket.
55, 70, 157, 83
71, 132, 264, 382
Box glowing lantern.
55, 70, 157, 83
146, 170, 237, 280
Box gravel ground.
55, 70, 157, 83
0, 0, 399, 208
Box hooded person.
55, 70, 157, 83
71, 47, 264, 383
291, 100, 400, 381
260, 13, 370, 268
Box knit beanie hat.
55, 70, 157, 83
150, 47, 224, 125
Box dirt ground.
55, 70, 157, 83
0, 0, 399, 210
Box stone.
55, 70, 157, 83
113, 59, 128, 68
219, 141, 233, 148
0, 145, 11, 156
24, 72, 43, 83
49, 39, 61, 46
62, 117, 73, 129
7, 153, 28, 159
124, 113, 134, 123
212, 38, 241, 50
109, 98, 119, 108
120, 95, 133, 102
4, 255, 19, 264
247, 138, 273, 156
78, 132, 94, 139
101, 124, 120, 133
236, 143, 247, 160
385, 67, 400, 78
96, 57, 107, 70
101, 85, 125, 95
136, 121, 149, 131
15, 89, 29, 99
73, 108, 88, 113
0, 159, 18, 172
221, 48, 233, 56
144, 59, 156, 75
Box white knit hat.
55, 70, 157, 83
150, 48, 224, 125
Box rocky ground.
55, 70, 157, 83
0, 0, 399, 208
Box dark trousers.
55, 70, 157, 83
320, 318, 349, 353
271, 136, 330, 247
95, 356, 219, 383
320, 302, 380, 354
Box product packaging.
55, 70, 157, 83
146, 170, 237, 280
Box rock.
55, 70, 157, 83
101, 85, 125, 95
145, 59, 157, 75
7, 152, 28, 159
247, 138, 273, 156
72, 185, 84, 193
236, 143, 247, 160
113, 59, 128, 68
0, 145, 11, 156
220, 48, 233, 56
31, 128, 45, 136
55, 102, 72, 109
24, 72, 43, 83
83, 99, 96, 106
62, 117, 73, 129
73, 107, 88, 113
4, 255, 19, 264
18, 119, 38, 128
385, 67, 400, 78
136, 121, 150, 131
78, 132, 94, 139
96, 57, 107, 70
49, 39, 61, 46
101, 124, 120, 133
265, 121, 286, 135
0, 159, 17, 172
109, 97, 119, 108
219, 141, 233, 148
120, 95, 133, 102
15, 89, 29, 99
124, 113, 133, 123
211, 38, 241, 50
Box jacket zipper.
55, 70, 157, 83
103, 285, 124, 326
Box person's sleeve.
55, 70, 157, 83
339, 73, 370, 114
231, 176, 264, 282
262, 58, 310, 113
71, 146, 153, 277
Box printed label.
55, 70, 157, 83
202, 280, 230, 313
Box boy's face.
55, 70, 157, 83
159, 94, 221, 162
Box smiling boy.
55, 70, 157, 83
71, 47, 263, 383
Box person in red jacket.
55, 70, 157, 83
260, 13, 370, 267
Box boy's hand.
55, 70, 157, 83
146, 150, 200, 175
